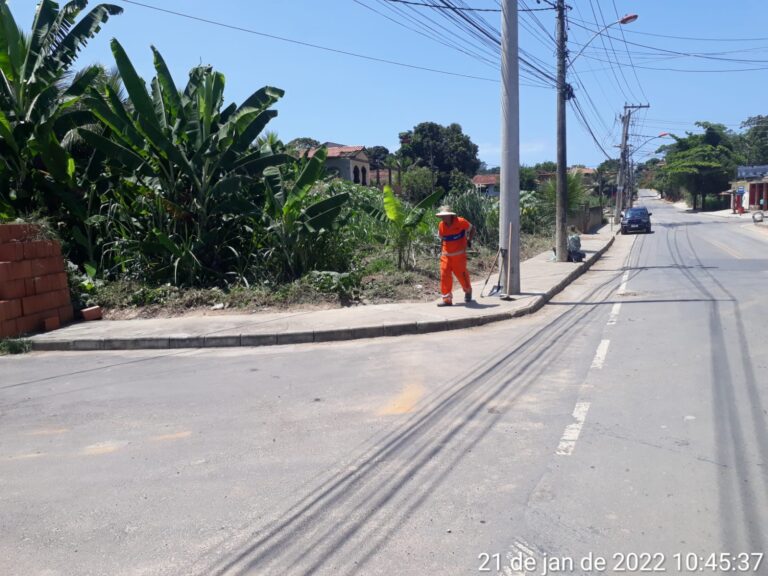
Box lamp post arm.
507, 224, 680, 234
569, 14, 638, 66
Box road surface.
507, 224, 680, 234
2, 192, 767, 575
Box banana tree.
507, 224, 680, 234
0, 0, 122, 212
262, 148, 351, 280
380, 184, 442, 269
79, 40, 293, 284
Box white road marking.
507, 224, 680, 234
607, 302, 622, 325
590, 339, 611, 369
618, 271, 630, 294
556, 402, 591, 456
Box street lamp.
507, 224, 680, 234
569, 14, 639, 65
554, 10, 638, 261
630, 132, 670, 157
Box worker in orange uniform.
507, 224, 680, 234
436, 205, 474, 307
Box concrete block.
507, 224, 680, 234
103, 338, 169, 350
203, 335, 241, 348
30, 339, 72, 352
445, 317, 479, 331
416, 320, 448, 334
313, 326, 382, 342
169, 337, 206, 349
240, 334, 278, 347
71, 339, 105, 351
276, 331, 314, 345
382, 323, 419, 337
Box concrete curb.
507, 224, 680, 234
30, 236, 615, 352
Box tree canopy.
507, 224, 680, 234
398, 121, 480, 191
365, 145, 390, 170
656, 122, 744, 209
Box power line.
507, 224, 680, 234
570, 97, 612, 159
383, 0, 502, 11
569, 20, 768, 65
611, 0, 648, 102
115, 0, 499, 82
389, 0, 555, 10
354, 0, 499, 69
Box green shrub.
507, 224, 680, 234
0, 339, 31, 355
443, 190, 498, 247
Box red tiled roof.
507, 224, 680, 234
308, 146, 366, 159
472, 174, 500, 186
570, 167, 596, 175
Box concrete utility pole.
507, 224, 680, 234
614, 104, 649, 222
499, 0, 520, 294
554, 0, 568, 262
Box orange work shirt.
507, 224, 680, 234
439, 217, 472, 256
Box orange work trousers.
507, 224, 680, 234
440, 253, 471, 303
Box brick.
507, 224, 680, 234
24, 278, 35, 296
81, 305, 103, 321
54, 289, 71, 308
21, 290, 68, 317
23, 240, 53, 260
30, 256, 64, 277
0, 299, 23, 322
10, 260, 32, 280
16, 313, 47, 335
0, 262, 10, 283
0, 279, 25, 300
39, 272, 69, 293
58, 304, 74, 323
53, 272, 69, 291
0, 242, 24, 262
44, 315, 61, 332
50, 240, 62, 257
32, 274, 63, 295
0, 319, 18, 339
0, 224, 33, 243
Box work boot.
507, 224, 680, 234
465, 291, 472, 302
437, 300, 453, 307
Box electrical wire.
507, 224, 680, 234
114, 0, 500, 82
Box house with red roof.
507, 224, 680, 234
472, 174, 500, 197
308, 144, 370, 185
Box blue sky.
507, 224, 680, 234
10, 0, 768, 168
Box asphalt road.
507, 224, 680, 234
2, 193, 767, 576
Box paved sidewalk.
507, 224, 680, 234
28, 227, 616, 351
670, 201, 768, 237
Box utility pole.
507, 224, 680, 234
555, 0, 568, 262
614, 104, 649, 222
499, 0, 520, 294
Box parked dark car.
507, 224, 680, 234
621, 206, 652, 234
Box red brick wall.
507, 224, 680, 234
0, 224, 74, 338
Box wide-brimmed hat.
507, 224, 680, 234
435, 205, 456, 217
